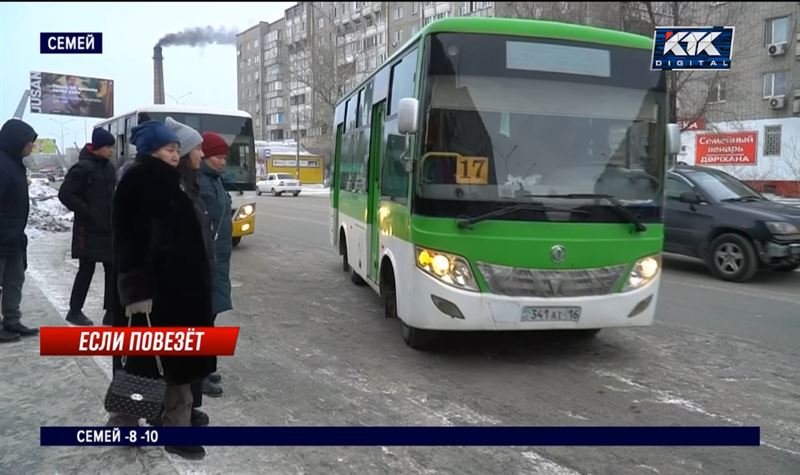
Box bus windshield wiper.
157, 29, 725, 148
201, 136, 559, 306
522, 193, 647, 232
457, 203, 589, 229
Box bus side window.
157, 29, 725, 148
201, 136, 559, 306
343, 95, 358, 191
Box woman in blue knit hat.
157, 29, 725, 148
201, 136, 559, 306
106, 120, 215, 460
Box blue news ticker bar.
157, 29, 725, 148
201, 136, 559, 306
41, 427, 760, 447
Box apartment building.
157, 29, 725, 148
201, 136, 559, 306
237, 2, 800, 195
677, 2, 800, 195
236, 22, 269, 139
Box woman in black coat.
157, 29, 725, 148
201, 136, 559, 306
57, 128, 117, 326
107, 120, 214, 460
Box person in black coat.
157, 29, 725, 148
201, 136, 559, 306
106, 120, 215, 460
58, 128, 117, 326
0, 118, 38, 342
167, 116, 219, 425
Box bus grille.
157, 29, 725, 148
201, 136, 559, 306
476, 262, 628, 298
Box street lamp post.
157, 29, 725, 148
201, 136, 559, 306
48, 118, 75, 157
166, 92, 192, 104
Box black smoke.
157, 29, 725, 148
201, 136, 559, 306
156, 26, 238, 47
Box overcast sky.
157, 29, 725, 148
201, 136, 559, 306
0, 2, 293, 151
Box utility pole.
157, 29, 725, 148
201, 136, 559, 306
296, 104, 301, 180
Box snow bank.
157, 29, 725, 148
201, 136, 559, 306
27, 183, 72, 238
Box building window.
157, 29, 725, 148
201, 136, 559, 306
319, 18, 324, 28
765, 16, 790, 45
412, 24, 419, 35
290, 94, 306, 105
764, 125, 781, 156
763, 72, 786, 98
412, 3, 419, 14
709, 80, 725, 103
394, 6, 403, 20
709, 80, 726, 103
394, 29, 402, 44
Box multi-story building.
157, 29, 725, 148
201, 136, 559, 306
677, 2, 800, 196
237, 2, 800, 195
236, 22, 269, 139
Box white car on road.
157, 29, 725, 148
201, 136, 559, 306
28, 173, 50, 186
257, 173, 302, 197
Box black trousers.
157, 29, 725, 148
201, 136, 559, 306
69, 259, 112, 312
190, 313, 219, 409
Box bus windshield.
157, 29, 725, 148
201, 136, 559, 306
138, 112, 255, 189
416, 33, 667, 223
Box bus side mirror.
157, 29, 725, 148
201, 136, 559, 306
398, 98, 419, 135
666, 123, 681, 171
667, 123, 681, 156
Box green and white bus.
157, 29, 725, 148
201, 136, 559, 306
330, 18, 680, 349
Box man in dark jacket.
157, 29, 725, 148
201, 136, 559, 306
58, 128, 117, 326
0, 118, 38, 342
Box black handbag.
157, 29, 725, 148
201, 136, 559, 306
104, 312, 167, 420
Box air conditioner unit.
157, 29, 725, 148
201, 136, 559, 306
769, 96, 786, 109
768, 42, 788, 56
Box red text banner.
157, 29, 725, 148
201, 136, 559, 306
39, 327, 239, 356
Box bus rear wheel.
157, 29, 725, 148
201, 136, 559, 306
340, 234, 365, 285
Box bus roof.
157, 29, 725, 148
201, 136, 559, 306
335, 17, 654, 107
95, 104, 251, 127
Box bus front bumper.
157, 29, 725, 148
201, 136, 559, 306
403, 271, 660, 331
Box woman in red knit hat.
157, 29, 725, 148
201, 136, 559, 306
198, 132, 233, 392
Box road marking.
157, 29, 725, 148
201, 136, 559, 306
661, 277, 799, 304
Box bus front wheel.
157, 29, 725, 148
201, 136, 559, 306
400, 320, 437, 351
232, 237, 241, 248
571, 328, 601, 338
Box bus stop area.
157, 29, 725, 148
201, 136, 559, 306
4, 194, 798, 474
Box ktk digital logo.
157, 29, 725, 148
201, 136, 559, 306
651, 27, 734, 70
40, 32, 102, 54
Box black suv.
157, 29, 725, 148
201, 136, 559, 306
664, 165, 800, 281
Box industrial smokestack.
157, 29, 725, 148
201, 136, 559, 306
153, 45, 165, 105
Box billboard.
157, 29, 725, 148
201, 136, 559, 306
695, 131, 757, 166
678, 117, 705, 130
33, 138, 58, 154
29, 71, 114, 118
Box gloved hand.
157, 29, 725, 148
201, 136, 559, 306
125, 299, 153, 318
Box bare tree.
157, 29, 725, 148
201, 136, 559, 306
621, 2, 754, 128
281, 31, 338, 165
774, 136, 800, 197
499, 2, 753, 130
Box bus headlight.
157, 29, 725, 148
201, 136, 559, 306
416, 247, 478, 291
235, 203, 256, 221
623, 255, 661, 291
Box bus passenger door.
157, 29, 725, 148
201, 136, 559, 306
331, 124, 343, 247
368, 102, 386, 283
